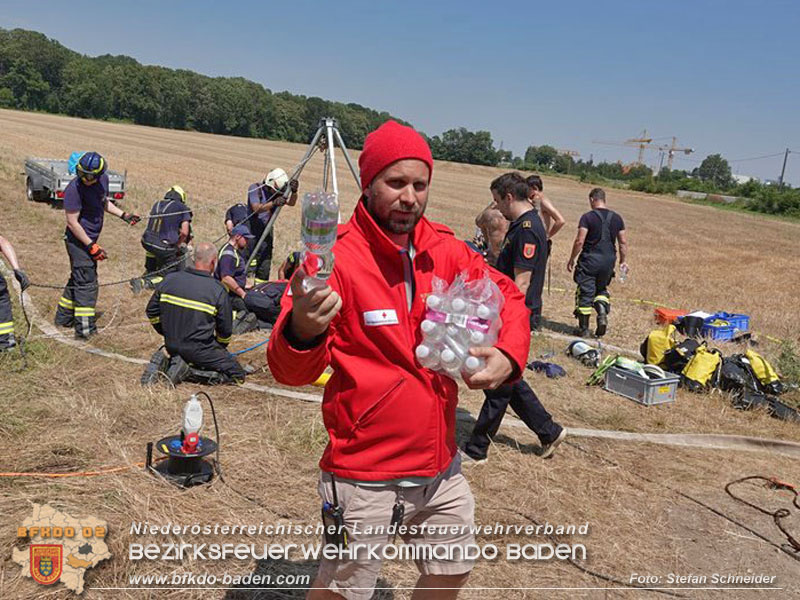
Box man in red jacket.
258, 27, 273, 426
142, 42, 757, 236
267, 121, 531, 600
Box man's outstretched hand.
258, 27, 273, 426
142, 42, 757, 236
288, 267, 341, 343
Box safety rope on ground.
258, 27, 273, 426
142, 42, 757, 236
565, 439, 800, 564
25, 149, 318, 292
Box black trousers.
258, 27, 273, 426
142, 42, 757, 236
55, 235, 98, 337
142, 239, 185, 284
464, 380, 562, 459
573, 252, 615, 317
178, 344, 247, 382
0, 273, 15, 349
249, 232, 273, 283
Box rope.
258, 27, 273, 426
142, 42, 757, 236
26, 150, 317, 292
0, 457, 166, 478
566, 439, 800, 564
231, 338, 269, 355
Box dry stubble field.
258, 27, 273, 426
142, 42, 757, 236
0, 109, 798, 599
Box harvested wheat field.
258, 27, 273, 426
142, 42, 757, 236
0, 108, 799, 599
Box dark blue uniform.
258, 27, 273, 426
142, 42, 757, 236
146, 267, 245, 382
496, 208, 548, 331
461, 238, 562, 461
215, 241, 248, 316
574, 209, 624, 317
247, 184, 279, 282
55, 174, 110, 338
141, 196, 193, 285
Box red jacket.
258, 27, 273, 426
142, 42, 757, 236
267, 200, 531, 480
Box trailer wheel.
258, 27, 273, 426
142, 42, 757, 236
25, 177, 41, 202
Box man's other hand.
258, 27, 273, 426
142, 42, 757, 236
288, 267, 341, 342
462, 346, 514, 390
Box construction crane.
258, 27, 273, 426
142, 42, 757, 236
591, 129, 652, 166
655, 137, 694, 171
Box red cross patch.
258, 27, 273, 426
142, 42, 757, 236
523, 243, 536, 259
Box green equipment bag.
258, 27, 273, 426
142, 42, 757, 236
681, 343, 722, 392
640, 324, 677, 367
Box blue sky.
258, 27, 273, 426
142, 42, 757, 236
2, 0, 799, 184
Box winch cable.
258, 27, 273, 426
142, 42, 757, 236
193, 390, 298, 520
565, 439, 800, 564
486, 504, 687, 598
725, 475, 800, 554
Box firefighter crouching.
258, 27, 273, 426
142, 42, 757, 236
144, 241, 246, 385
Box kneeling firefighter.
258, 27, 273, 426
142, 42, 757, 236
144, 241, 246, 384
135, 186, 192, 291
567, 187, 628, 337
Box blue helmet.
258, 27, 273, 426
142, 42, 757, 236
76, 152, 106, 180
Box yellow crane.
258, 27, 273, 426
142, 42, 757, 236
592, 129, 652, 166
655, 137, 694, 171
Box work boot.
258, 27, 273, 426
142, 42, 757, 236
232, 312, 258, 335
166, 356, 190, 386
129, 278, 144, 295
575, 314, 590, 338
595, 304, 608, 337
141, 349, 169, 386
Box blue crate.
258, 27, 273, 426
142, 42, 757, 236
701, 321, 738, 341
709, 312, 750, 331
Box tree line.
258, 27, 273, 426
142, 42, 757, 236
1, 28, 796, 217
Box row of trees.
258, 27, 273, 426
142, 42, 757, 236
0, 28, 503, 165
1, 28, 796, 217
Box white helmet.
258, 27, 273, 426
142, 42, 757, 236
265, 168, 289, 192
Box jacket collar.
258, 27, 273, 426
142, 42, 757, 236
350, 197, 444, 257
187, 267, 212, 278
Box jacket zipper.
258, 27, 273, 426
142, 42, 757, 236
351, 377, 405, 431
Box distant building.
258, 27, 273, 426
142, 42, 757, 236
732, 173, 760, 184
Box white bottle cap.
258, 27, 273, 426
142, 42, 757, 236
476, 304, 492, 319
451, 298, 466, 312
415, 345, 431, 359
464, 356, 482, 372
426, 295, 441, 309
421, 320, 436, 333
440, 349, 456, 364
470, 330, 485, 344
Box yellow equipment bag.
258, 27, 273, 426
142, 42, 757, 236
744, 349, 780, 385
681, 344, 721, 392
640, 324, 677, 366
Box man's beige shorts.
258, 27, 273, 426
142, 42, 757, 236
315, 456, 475, 600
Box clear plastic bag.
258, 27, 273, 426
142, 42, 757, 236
416, 272, 504, 381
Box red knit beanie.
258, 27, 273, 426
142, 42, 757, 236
358, 120, 433, 191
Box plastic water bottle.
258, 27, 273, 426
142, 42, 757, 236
469, 330, 486, 345
421, 319, 446, 341
301, 190, 339, 292
619, 264, 629, 283
476, 303, 496, 320
426, 294, 443, 310
463, 355, 485, 374
415, 344, 441, 369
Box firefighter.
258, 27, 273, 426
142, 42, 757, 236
55, 152, 140, 339
145, 242, 246, 383
567, 187, 628, 337
0, 235, 30, 351
462, 174, 565, 463
215, 225, 257, 333
246, 169, 298, 282
133, 185, 192, 292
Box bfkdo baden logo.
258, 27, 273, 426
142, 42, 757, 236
31, 544, 63, 585
12, 504, 111, 594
